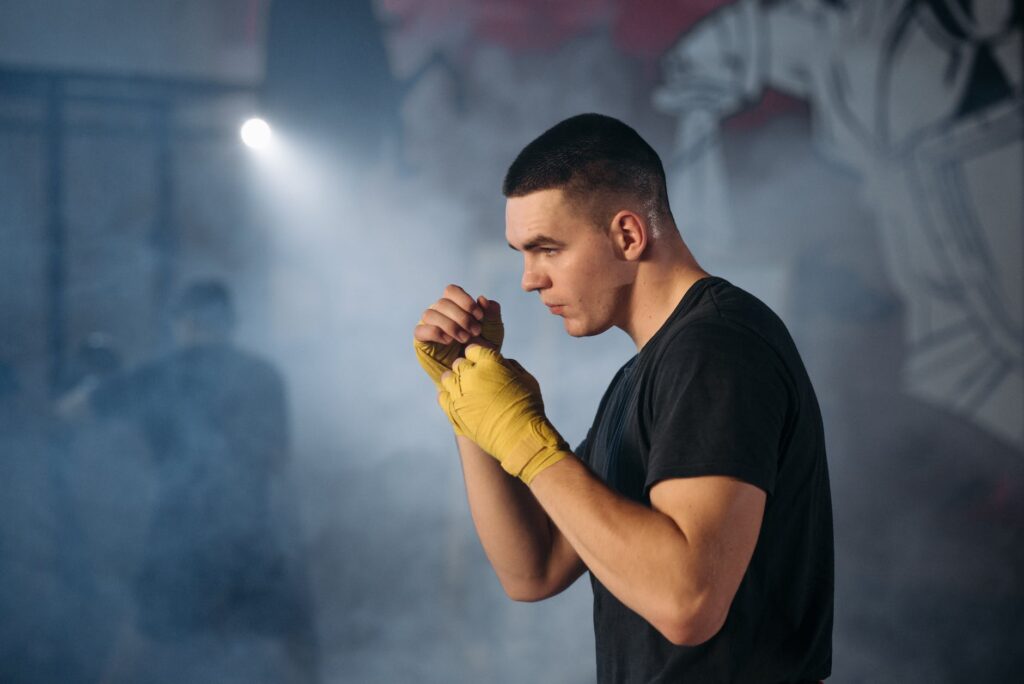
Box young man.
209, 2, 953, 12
83, 280, 320, 683
414, 114, 832, 682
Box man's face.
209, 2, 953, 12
506, 188, 634, 337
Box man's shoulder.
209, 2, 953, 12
183, 343, 281, 375
639, 280, 804, 399
134, 345, 286, 397
658, 279, 794, 361
685, 278, 783, 328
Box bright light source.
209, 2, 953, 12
241, 118, 272, 149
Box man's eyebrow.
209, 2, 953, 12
508, 235, 567, 252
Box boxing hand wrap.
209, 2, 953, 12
414, 335, 462, 387
439, 345, 569, 484
414, 308, 504, 387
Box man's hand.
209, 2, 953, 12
414, 284, 504, 387
438, 345, 569, 484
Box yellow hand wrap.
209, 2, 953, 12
414, 312, 504, 387
415, 308, 503, 436
414, 335, 463, 387
438, 345, 569, 484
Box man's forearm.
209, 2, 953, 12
456, 435, 583, 600
437, 345, 764, 642
527, 456, 754, 646
528, 457, 694, 629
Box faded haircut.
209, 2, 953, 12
173, 278, 235, 335
502, 113, 673, 236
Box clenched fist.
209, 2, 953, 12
414, 284, 504, 388
439, 345, 569, 484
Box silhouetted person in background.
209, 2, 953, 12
57, 332, 123, 400
87, 279, 318, 684
53, 333, 147, 684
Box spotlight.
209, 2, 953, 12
241, 118, 272, 149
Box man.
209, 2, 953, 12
83, 279, 319, 684
414, 114, 832, 682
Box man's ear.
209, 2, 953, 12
609, 210, 648, 261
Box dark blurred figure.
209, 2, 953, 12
54, 334, 155, 684
789, 248, 1024, 682
59, 332, 123, 396
0, 361, 83, 682
87, 279, 319, 684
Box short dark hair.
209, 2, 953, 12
173, 278, 235, 334
502, 113, 672, 231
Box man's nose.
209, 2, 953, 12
521, 267, 549, 292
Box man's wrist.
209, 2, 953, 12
518, 446, 571, 485
499, 417, 571, 484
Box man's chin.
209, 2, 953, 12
563, 318, 603, 338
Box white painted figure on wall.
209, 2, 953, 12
655, 0, 1023, 449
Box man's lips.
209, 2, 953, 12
545, 304, 565, 315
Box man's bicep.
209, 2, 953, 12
649, 475, 765, 606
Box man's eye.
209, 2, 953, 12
542, 248, 559, 256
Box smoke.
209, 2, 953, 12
1, 2, 1021, 682
242, 116, 619, 683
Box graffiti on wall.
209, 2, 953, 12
655, 0, 1023, 448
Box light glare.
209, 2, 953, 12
241, 118, 272, 149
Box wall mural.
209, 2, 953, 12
655, 0, 1022, 449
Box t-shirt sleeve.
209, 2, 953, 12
574, 432, 590, 463
644, 320, 791, 496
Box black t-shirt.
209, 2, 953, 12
90, 344, 306, 636
576, 277, 833, 683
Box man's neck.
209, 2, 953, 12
621, 236, 709, 350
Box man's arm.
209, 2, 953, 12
529, 459, 765, 645
439, 345, 767, 646
414, 285, 584, 600
456, 435, 586, 600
